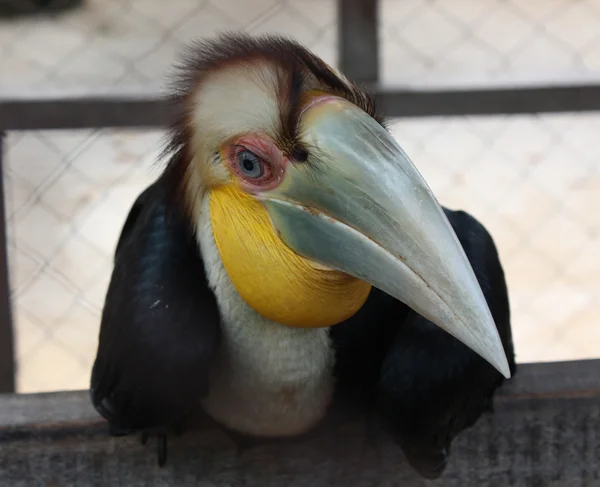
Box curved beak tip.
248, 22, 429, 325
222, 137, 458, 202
496, 352, 512, 379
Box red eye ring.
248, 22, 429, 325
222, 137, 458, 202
226, 135, 287, 191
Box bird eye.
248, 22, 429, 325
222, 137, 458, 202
236, 149, 264, 178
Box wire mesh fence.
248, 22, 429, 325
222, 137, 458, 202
3, 128, 165, 392
381, 0, 600, 87
1, 0, 599, 393
0, 0, 337, 93
4, 0, 600, 91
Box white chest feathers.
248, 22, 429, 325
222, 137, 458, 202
195, 197, 335, 437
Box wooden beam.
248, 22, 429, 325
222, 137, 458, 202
4, 84, 600, 132
0, 95, 176, 131
1, 360, 599, 486
373, 84, 600, 117
0, 132, 15, 393
0, 0, 85, 19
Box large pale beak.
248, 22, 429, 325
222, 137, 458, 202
258, 95, 511, 378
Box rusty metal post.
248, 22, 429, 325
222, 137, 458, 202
0, 132, 15, 393
338, 0, 379, 84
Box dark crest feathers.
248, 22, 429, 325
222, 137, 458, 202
162, 32, 384, 158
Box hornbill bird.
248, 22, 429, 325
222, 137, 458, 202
90, 33, 516, 479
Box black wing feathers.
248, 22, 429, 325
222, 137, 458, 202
90, 171, 220, 434
375, 209, 516, 478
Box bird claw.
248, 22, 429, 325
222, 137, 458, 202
403, 445, 449, 480
157, 434, 168, 467
139, 429, 178, 467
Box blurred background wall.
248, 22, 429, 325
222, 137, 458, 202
1, 0, 598, 393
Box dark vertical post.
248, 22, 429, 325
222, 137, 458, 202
337, 0, 380, 83
0, 132, 15, 393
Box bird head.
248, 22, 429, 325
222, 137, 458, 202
165, 34, 510, 379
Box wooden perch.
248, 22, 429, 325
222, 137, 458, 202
1, 359, 599, 486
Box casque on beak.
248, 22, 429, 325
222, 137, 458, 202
257, 94, 511, 378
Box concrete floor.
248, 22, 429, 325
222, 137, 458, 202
1, 0, 599, 392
